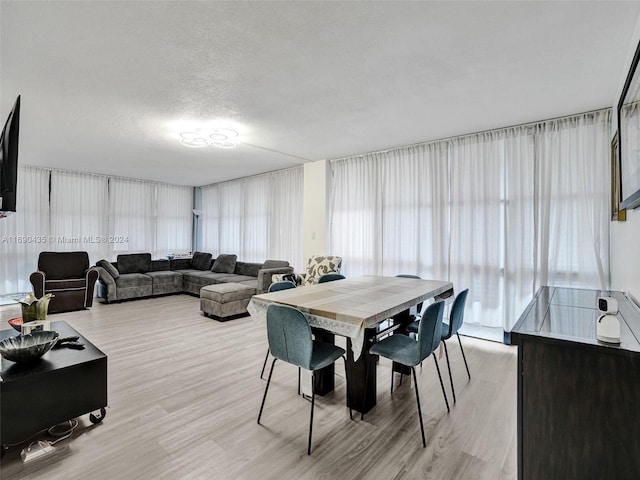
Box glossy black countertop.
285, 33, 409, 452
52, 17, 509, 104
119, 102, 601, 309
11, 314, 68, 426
511, 286, 640, 356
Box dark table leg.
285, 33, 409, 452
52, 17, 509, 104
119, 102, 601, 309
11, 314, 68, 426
311, 329, 335, 396
346, 328, 378, 414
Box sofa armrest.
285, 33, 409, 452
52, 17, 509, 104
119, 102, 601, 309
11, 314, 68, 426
29, 271, 46, 298
257, 266, 294, 294
85, 268, 99, 307
94, 266, 116, 301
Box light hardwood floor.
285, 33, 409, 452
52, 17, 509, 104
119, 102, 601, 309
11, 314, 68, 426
0, 295, 517, 480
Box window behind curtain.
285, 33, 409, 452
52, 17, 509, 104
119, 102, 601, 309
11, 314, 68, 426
50, 170, 109, 264
330, 110, 610, 331
156, 184, 193, 258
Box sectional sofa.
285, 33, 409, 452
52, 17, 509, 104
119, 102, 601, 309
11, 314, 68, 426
94, 252, 293, 303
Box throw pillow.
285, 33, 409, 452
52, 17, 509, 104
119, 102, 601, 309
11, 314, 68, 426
262, 259, 289, 270
97, 259, 119, 279
303, 255, 342, 285
190, 251, 213, 271
212, 254, 237, 273
117, 253, 152, 274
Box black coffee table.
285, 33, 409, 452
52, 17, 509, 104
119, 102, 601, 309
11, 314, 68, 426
0, 321, 107, 449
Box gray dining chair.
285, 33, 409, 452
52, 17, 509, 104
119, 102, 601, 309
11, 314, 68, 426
257, 304, 352, 455
407, 288, 469, 403
317, 273, 346, 283
362, 300, 448, 448
260, 280, 297, 380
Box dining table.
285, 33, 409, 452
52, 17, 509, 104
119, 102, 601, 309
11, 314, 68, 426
248, 275, 454, 413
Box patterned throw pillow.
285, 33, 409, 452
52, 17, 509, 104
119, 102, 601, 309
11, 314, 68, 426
303, 255, 342, 286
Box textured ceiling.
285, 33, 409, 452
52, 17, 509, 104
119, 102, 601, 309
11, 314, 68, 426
1, 1, 639, 186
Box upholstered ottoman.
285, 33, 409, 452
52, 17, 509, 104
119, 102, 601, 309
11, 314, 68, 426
200, 283, 257, 321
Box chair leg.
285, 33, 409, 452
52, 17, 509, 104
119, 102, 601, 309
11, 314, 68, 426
260, 349, 270, 379
457, 332, 471, 380
308, 373, 316, 455
258, 358, 277, 424
391, 368, 395, 394
343, 356, 353, 420
298, 367, 301, 396
443, 340, 456, 404
411, 366, 426, 448
433, 356, 450, 413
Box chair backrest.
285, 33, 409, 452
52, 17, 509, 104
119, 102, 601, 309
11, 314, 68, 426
445, 289, 469, 338
417, 300, 445, 362
38, 251, 89, 279
266, 304, 313, 370
268, 280, 296, 292
396, 275, 422, 312
317, 273, 345, 283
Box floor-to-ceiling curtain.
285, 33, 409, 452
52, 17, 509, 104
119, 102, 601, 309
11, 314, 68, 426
108, 177, 156, 257
0, 166, 50, 295
200, 184, 219, 254
50, 170, 109, 264
329, 109, 610, 331
156, 184, 193, 258
268, 167, 304, 271
200, 166, 304, 270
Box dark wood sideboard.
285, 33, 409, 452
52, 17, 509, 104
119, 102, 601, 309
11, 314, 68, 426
511, 287, 640, 479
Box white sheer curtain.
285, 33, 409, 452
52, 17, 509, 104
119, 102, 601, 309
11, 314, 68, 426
156, 184, 193, 258
50, 170, 109, 264
330, 110, 610, 331
108, 177, 156, 257
269, 167, 304, 271
200, 167, 304, 268
200, 184, 219, 254
0, 166, 50, 295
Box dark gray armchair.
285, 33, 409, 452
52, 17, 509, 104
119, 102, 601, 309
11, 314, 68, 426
29, 251, 99, 313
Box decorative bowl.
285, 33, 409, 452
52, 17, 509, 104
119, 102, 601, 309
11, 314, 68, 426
0, 331, 59, 363
8, 317, 23, 332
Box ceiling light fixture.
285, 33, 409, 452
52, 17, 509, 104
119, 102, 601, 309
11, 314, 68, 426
179, 128, 239, 149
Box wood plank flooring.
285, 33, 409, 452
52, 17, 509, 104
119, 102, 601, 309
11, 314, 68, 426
0, 295, 517, 480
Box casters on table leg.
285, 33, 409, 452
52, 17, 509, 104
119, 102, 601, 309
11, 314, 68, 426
89, 407, 107, 424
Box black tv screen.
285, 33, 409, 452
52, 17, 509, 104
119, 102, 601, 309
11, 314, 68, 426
0, 95, 20, 217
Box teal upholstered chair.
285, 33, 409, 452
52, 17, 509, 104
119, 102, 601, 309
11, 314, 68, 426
407, 288, 470, 403
363, 300, 448, 448
438, 289, 470, 403
260, 281, 297, 379
317, 273, 346, 283
257, 304, 352, 455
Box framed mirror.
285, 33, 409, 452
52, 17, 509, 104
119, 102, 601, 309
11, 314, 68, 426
618, 40, 640, 210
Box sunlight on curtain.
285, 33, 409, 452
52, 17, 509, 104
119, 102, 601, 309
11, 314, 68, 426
329, 110, 611, 331
50, 170, 109, 264
200, 167, 303, 269
0, 166, 50, 295
156, 184, 193, 258
108, 178, 156, 256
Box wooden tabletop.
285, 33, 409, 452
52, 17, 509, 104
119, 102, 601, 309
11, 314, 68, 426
253, 275, 453, 330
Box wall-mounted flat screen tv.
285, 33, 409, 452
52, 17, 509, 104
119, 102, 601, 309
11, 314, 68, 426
0, 95, 20, 217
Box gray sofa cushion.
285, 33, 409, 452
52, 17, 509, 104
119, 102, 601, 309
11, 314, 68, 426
117, 253, 152, 274
262, 259, 289, 270
97, 259, 120, 279
190, 252, 213, 271
115, 273, 152, 288
212, 254, 237, 273
235, 261, 262, 277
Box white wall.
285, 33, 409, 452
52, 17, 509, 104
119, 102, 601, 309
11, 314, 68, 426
611, 13, 640, 300
302, 160, 329, 260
